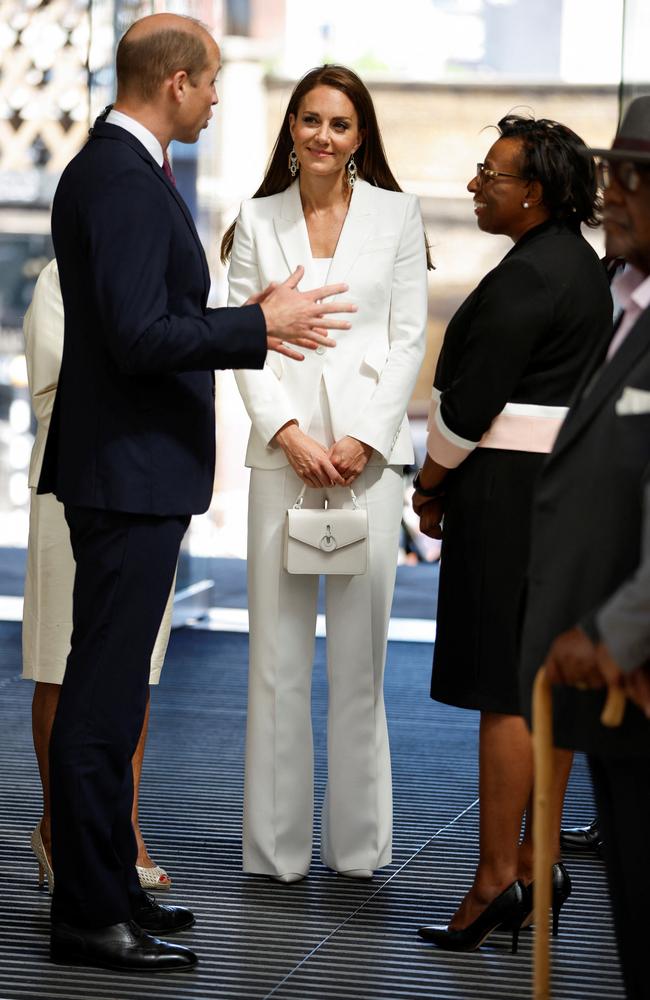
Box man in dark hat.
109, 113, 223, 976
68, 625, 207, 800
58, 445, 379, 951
520, 96, 650, 1000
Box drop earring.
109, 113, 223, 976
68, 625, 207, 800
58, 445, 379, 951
289, 146, 299, 178
346, 154, 358, 189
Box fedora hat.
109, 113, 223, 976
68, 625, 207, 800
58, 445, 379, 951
587, 95, 650, 164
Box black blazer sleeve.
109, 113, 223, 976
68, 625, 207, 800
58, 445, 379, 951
438, 255, 552, 444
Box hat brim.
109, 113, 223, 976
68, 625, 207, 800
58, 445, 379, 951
583, 145, 650, 164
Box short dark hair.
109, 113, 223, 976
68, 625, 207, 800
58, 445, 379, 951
497, 114, 601, 229
116, 22, 209, 101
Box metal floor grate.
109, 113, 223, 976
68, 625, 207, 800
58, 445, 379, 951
0, 622, 622, 1000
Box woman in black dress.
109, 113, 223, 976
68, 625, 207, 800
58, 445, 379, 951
414, 116, 613, 951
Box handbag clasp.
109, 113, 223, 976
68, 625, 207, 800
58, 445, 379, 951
319, 523, 337, 551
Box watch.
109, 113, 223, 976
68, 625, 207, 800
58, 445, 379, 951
413, 470, 445, 499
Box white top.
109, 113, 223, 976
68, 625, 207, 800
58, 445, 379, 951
306, 258, 334, 448
310, 257, 332, 286
105, 109, 164, 167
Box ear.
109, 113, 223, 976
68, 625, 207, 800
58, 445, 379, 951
353, 128, 366, 155
288, 113, 296, 143
170, 69, 190, 104
524, 178, 544, 208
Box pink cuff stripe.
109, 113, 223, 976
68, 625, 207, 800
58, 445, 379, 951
426, 397, 477, 468
478, 409, 565, 453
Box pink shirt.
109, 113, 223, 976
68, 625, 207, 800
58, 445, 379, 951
608, 266, 650, 360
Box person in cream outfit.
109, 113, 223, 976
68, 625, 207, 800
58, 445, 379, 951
222, 65, 430, 882
23, 258, 175, 893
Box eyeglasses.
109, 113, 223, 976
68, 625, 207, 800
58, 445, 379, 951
476, 162, 525, 182
596, 158, 650, 193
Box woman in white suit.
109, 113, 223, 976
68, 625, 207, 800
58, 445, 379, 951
222, 65, 431, 882
23, 259, 175, 892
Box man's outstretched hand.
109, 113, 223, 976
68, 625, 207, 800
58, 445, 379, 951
257, 266, 356, 360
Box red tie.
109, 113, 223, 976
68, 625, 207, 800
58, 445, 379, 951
163, 156, 176, 186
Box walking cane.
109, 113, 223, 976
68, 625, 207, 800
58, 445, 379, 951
532, 670, 626, 1000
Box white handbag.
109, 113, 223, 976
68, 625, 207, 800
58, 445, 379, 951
283, 486, 368, 575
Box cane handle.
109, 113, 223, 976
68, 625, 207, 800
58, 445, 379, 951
532, 668, 552, 1000
600, 686, 626, 727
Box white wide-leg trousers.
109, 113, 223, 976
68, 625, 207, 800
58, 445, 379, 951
243, 463, 404, 877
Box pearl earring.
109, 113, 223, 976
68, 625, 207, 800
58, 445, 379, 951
523, 201, 530, 209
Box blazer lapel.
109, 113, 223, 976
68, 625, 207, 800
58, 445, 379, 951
273, 178, 376, 288
151, 164, 211, 305
550, 308, 650, 462
273, 181, 312, 276
326, 179, 376, 287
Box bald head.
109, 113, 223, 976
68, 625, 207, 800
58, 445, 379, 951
124, 12, 208, 44
116, 13, 218, 102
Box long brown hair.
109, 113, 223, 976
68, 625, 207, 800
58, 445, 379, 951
221, 64, 433, 268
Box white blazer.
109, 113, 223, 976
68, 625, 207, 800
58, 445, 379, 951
24, 259, 62, 488
229, 179, 428, 469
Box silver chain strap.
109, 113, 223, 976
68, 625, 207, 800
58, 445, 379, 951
293, 485, 360, 510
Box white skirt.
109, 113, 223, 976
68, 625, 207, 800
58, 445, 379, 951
22, 490, 174, 685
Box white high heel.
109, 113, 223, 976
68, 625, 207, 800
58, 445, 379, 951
30, 822, 54, 894
270, 872, 305, 884
136, 864, 172, 890
31, 822, 172, 893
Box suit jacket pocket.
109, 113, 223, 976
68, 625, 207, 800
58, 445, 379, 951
360, 345, 389, 380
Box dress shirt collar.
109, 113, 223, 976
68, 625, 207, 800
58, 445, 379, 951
606, 265, 650, 361
611, 265, 650, 316
105, 109, 164, 167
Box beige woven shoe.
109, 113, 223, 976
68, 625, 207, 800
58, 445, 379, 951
136, 863, 172, 890
30, 822, 54, 894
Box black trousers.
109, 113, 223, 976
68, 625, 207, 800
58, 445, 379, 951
49, 505, 189, 927
589, 753, 650, 1000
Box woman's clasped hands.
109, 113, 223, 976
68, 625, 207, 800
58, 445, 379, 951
275, 421, 372, 488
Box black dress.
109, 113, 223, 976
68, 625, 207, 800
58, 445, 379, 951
430, 220, 613, 715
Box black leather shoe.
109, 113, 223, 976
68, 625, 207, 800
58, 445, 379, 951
560, 819, 602, 854
418, 880, 528, 954
132, 893, 195, 933
50, 920, 198, 972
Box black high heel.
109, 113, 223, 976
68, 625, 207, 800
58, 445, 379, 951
519, 862, 572, 936
551, 861, 572, 936
418, 880, 528, 954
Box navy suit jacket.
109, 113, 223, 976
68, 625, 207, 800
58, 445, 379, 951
39, 121, 267, 515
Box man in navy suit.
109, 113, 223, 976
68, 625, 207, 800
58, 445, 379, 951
40, 12, 354, 973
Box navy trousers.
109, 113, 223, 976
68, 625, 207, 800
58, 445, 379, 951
49, 505, 189, 927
